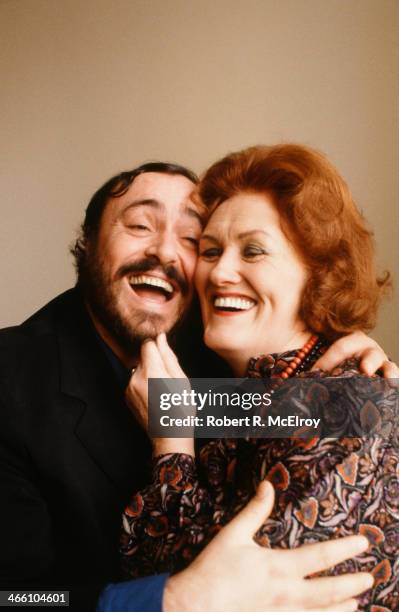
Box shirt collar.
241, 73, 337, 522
87, 315, 131, 389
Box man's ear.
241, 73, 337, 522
69, 231, 91, 274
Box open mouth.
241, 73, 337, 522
213, 296, 256, 313
128, 274, 176, 303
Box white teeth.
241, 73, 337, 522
129, 275, 174, 294
214, 296, 255, 310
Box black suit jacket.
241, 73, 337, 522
0, 288, 229, 610
0, 289, 157, 609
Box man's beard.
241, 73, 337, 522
78, 246, 191, 358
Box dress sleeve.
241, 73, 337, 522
121, 441, 235, 577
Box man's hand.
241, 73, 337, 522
164, 481, 373, 612
313, 330, 398, 378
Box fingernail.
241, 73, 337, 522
363, 573, 374, 589
258, 480, 272, 499
358, 572, 374, 591
354, 535, 370, 552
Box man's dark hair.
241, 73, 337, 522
71, 161, 199, 277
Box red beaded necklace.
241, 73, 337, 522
275, 334, 319, 379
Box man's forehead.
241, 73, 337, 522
126, 171, 195, 201
106, 171, 205, 222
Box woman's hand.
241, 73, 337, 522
125, 333, 195, 457
313, 330, 399, 378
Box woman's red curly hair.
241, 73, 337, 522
199, 144, 391, 340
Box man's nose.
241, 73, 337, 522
209, 251, 241, 286
145, 232, 178, 266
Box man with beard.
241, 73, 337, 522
0, 162, 394, 611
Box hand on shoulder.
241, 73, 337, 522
313, 331, 398, 379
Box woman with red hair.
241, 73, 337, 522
122, 144, 398, 611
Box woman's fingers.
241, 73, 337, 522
125, 361, 150, 429
137, 334, 186, 378
156, 333, 186, 377
126, 341, 167, 429
141, 338, 168, 377
127, 336, 190, 433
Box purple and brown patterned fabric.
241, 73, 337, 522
121, 353, 399, 611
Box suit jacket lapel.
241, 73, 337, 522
55, 290, 151, 494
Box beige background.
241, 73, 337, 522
1, 0, 398, 359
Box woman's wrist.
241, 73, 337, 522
152, 437, 195, 457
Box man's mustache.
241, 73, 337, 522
117, 256, 189, 296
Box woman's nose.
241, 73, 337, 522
208, 252, 241, 286
145, 232, 178, 266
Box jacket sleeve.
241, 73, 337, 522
121, 440, 235, 577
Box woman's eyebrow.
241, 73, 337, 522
237, 229, 270, 239
201, 230, 271, 242
200, 233, 219, 243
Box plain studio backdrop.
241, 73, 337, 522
1, 0, 398, 360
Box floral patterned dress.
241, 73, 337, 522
121, 349, 399, 611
